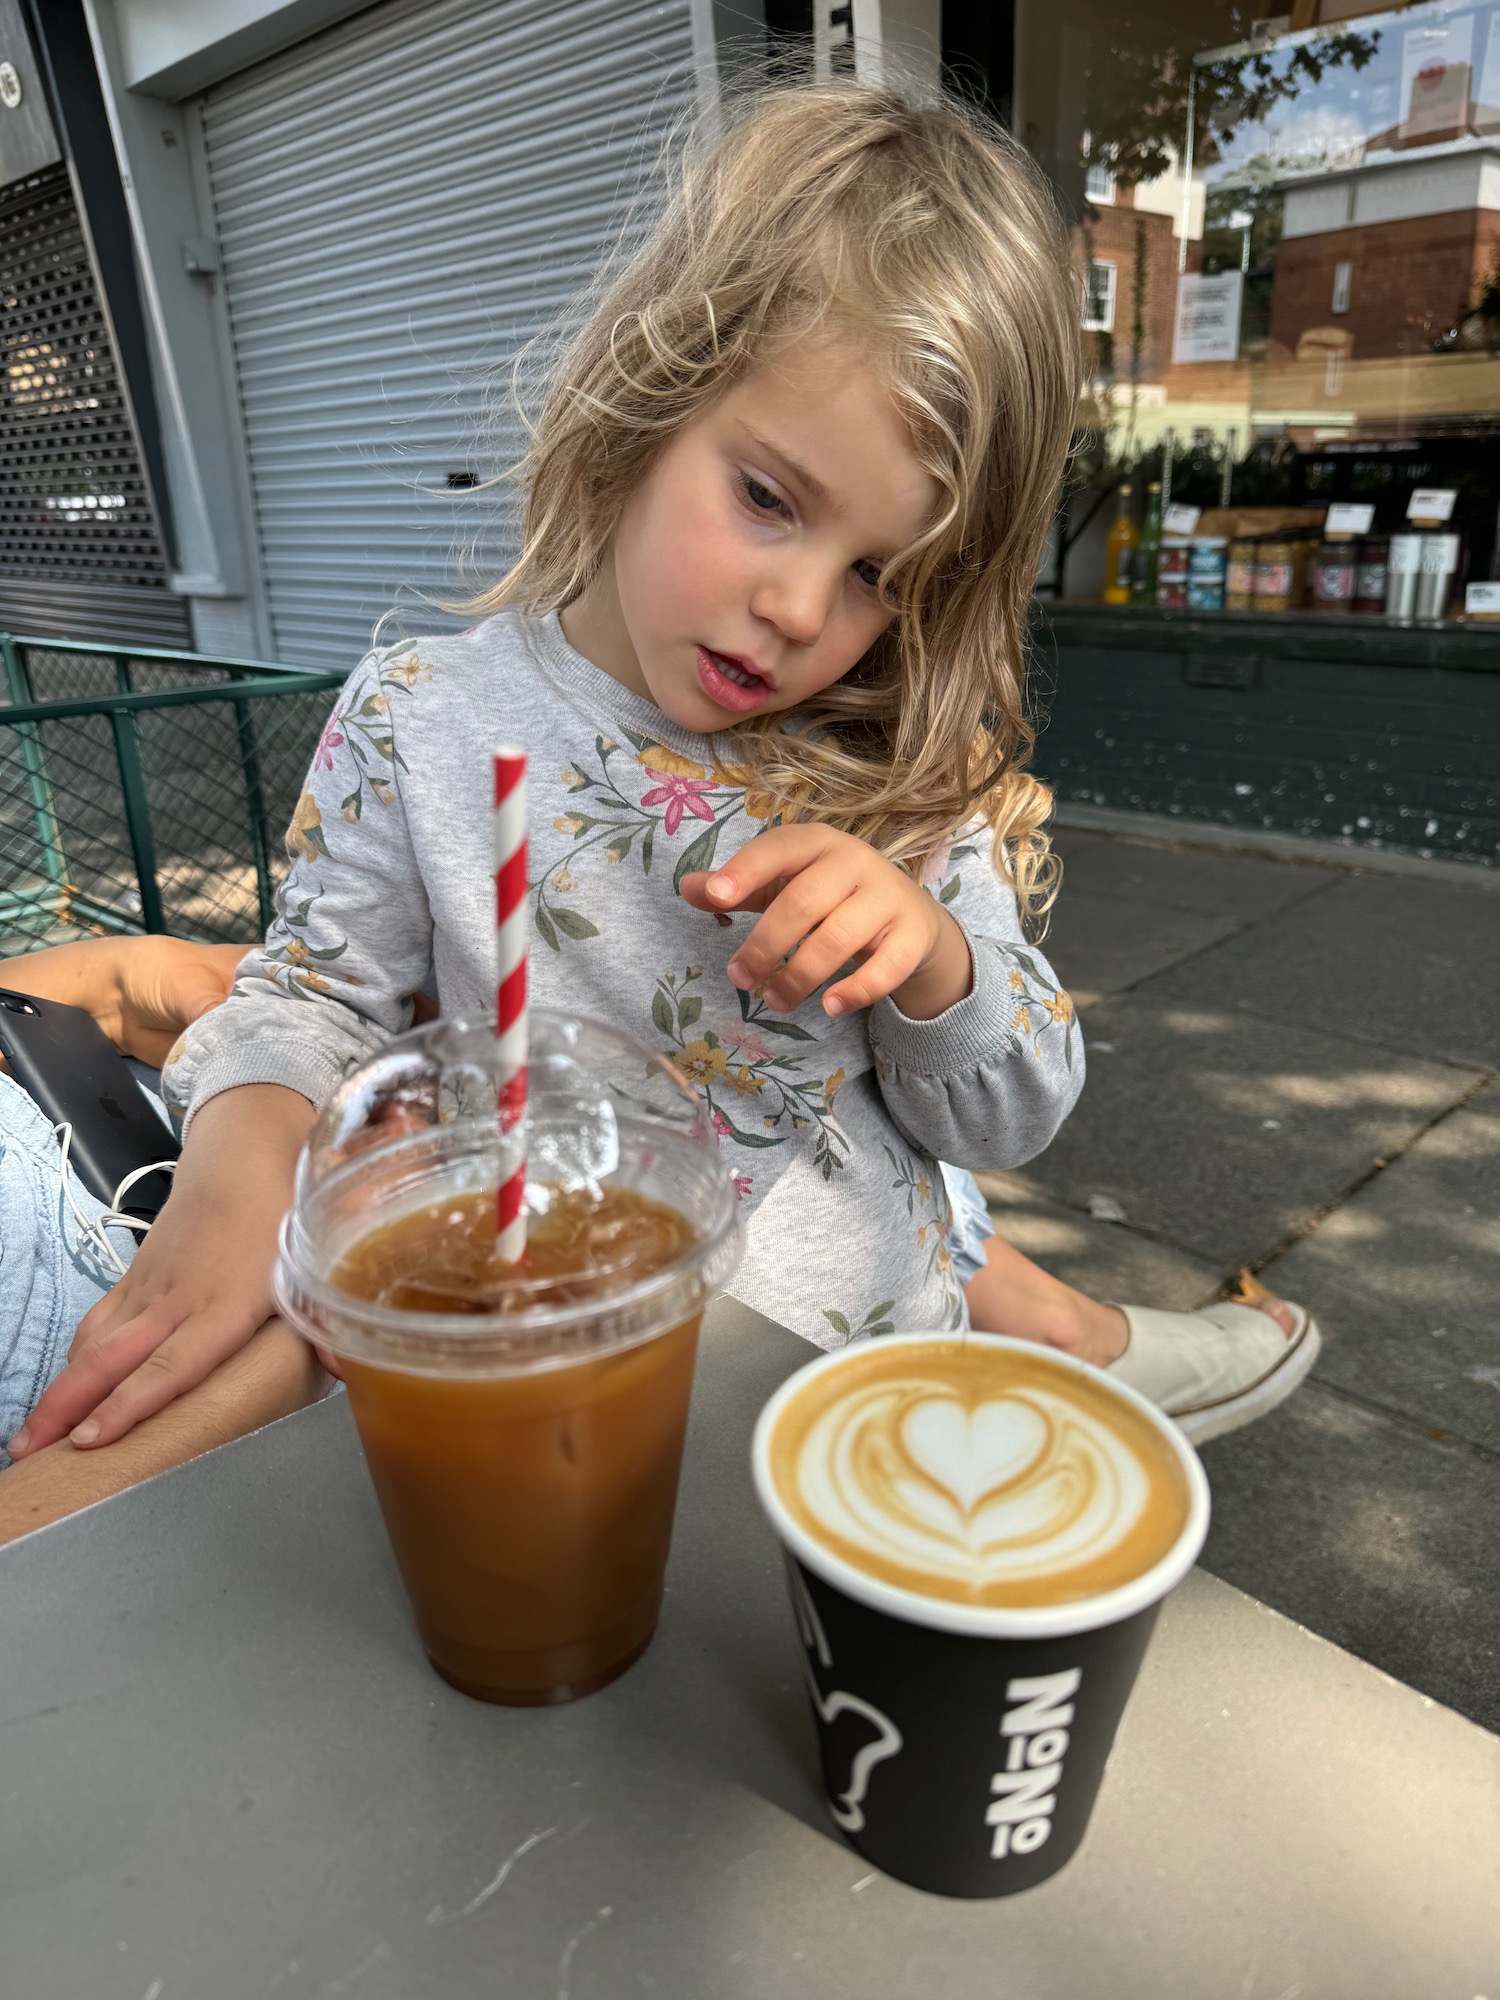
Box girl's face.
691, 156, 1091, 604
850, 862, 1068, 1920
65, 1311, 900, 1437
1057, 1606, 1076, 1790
560, 337, 939, 732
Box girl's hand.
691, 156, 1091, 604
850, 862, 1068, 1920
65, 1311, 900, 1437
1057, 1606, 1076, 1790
7, 1085, 313, 1458
679, 826, 973, 1021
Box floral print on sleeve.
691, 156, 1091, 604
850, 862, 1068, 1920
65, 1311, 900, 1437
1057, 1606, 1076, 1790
927, 832, 1078, 1072
334, 650, 433, 824
255, 647, 437, 999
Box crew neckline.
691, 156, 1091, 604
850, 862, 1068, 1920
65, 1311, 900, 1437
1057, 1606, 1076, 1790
523, 608, 714, 757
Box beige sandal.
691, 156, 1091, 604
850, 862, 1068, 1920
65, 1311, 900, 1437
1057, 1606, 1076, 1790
1106, 1280, 1321, 1444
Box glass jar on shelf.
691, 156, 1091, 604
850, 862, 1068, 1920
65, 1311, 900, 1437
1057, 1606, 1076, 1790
1309, 539, 1357, 615
1155, 536, 1191, 610
1186, 536, 1228, 612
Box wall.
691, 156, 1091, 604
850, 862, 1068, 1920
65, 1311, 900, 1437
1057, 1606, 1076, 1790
110, 0, 374, 98
1270, 208, 1500, 360
1080, 193, 1178, 385
1034, 606, 1499, 866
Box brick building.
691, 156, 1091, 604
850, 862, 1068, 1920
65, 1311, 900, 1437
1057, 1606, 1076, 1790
1076, 178, 1180, 384
1270, 143, 1500, 366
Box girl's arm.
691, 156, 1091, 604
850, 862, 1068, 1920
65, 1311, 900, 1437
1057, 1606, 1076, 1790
0, 1315, 326, 1545
162, 648, 437, 1133
10, 1082, 313, 1456
681, 822, 1084, 1174
11, 654, 436, 1456
866, 832, 1085, 1172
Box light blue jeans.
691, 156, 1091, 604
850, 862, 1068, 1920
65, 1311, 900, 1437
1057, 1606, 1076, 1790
941, 1162, 993, 1290
0, 1074, 138, 1465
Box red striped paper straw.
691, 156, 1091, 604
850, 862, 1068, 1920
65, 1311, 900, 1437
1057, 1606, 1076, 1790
493, 745, 529, 1262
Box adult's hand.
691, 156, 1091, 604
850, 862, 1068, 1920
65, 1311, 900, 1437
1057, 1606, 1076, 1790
0, 935, 249, 1067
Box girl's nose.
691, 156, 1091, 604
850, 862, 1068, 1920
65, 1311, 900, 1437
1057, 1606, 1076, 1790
749, 559, 838, 649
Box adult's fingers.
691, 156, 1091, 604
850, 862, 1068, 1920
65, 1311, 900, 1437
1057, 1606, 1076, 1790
64, 1308, 259, 1449
13, 1305, 179, 1454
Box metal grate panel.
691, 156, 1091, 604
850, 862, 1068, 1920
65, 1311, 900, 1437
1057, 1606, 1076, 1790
0, 167, 188, 648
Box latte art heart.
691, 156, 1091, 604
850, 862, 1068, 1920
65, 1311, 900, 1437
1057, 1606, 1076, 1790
899, 1397, 1049, 1515
771, 1343, 1188, 1608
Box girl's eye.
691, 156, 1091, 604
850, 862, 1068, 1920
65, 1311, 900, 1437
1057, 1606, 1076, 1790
853, 559, 883, 592
739, 474, 787, 516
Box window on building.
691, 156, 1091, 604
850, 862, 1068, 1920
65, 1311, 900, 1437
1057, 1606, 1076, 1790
1085, 161, 1116, 203
1331, 260, 1352, 314
1083, 258, 1117, 331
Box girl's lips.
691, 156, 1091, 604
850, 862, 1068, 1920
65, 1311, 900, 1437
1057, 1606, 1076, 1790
696, 646, 771, 714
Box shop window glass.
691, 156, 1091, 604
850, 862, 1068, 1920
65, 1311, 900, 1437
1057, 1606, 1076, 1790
1023, 0, 1500, 622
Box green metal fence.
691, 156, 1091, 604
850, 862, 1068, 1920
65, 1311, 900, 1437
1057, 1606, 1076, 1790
0, 634, 345, 956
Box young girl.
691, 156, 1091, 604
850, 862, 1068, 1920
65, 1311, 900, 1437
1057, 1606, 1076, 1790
13, 76, 1314, 1460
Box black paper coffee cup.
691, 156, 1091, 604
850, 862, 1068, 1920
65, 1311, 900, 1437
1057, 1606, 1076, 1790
752, 1333, 1210, 1898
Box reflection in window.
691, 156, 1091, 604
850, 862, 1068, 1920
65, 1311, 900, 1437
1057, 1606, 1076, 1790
1083, 258, 1117, 331
1020, 0, 1500, 615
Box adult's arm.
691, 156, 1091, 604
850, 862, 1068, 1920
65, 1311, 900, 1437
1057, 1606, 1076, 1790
0, 1316, 326, 1547
0, 935, 249, 1068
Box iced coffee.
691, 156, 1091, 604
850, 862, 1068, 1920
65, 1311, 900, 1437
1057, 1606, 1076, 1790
276, 1013, 743, 1706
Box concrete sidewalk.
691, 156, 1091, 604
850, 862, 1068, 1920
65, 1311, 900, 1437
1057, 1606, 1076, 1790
983, 826, 1500, 1731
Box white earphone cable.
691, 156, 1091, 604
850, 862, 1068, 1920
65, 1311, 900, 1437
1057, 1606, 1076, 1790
52, 1121, 176, 1277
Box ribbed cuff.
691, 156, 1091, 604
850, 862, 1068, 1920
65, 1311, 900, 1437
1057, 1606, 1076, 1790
180, 1040, 350, 1140
868, 931, 1013, 1077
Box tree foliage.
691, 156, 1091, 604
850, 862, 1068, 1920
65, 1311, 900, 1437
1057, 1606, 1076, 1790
1084, 15, 1381, 188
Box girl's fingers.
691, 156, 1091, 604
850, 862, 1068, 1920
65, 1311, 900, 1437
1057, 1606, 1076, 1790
67, 1282, 137, 1360
763, 893, 891, 1011
696, 825, 834, 909
823, 933, 930, 1016
725, 861, 859, 995
16, 1305, 179, 1454
312, 1341, 345, 1381
66, 1310, 255, 1449
677, 870, 782, 916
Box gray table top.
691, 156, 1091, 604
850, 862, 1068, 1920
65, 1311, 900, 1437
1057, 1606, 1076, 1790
4, 1302, 1498, 2000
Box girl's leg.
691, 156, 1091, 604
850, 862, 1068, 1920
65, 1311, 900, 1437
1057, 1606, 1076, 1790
962, 1229, 1298, 1369
962, 1231, 1128, 1367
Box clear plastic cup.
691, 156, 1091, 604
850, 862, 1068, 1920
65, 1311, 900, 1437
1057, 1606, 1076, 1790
275, 1011, 743, 1705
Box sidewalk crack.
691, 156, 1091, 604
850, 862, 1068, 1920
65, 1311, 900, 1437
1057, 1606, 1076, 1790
1236, 1070, 1496, 1279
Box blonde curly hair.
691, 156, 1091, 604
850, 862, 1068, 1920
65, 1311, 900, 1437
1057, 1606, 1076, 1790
465, 72, 1079, 925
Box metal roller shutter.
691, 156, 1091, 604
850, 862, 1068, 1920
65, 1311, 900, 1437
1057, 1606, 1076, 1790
200, 0, 701, 670
0, 166, 188, 649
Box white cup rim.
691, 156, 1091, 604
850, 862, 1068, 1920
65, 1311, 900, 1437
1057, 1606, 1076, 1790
751, 1330, 1211, 1639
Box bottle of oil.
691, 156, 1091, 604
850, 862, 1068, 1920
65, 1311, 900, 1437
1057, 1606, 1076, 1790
1131, 480, 1163, 605
1103, 483, 1138, 606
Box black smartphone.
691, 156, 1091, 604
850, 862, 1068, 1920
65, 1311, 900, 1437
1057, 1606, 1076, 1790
0, 988, 180, 1217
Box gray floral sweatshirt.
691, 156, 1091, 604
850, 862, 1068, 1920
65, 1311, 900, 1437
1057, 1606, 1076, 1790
163, 610, 1084, 1346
